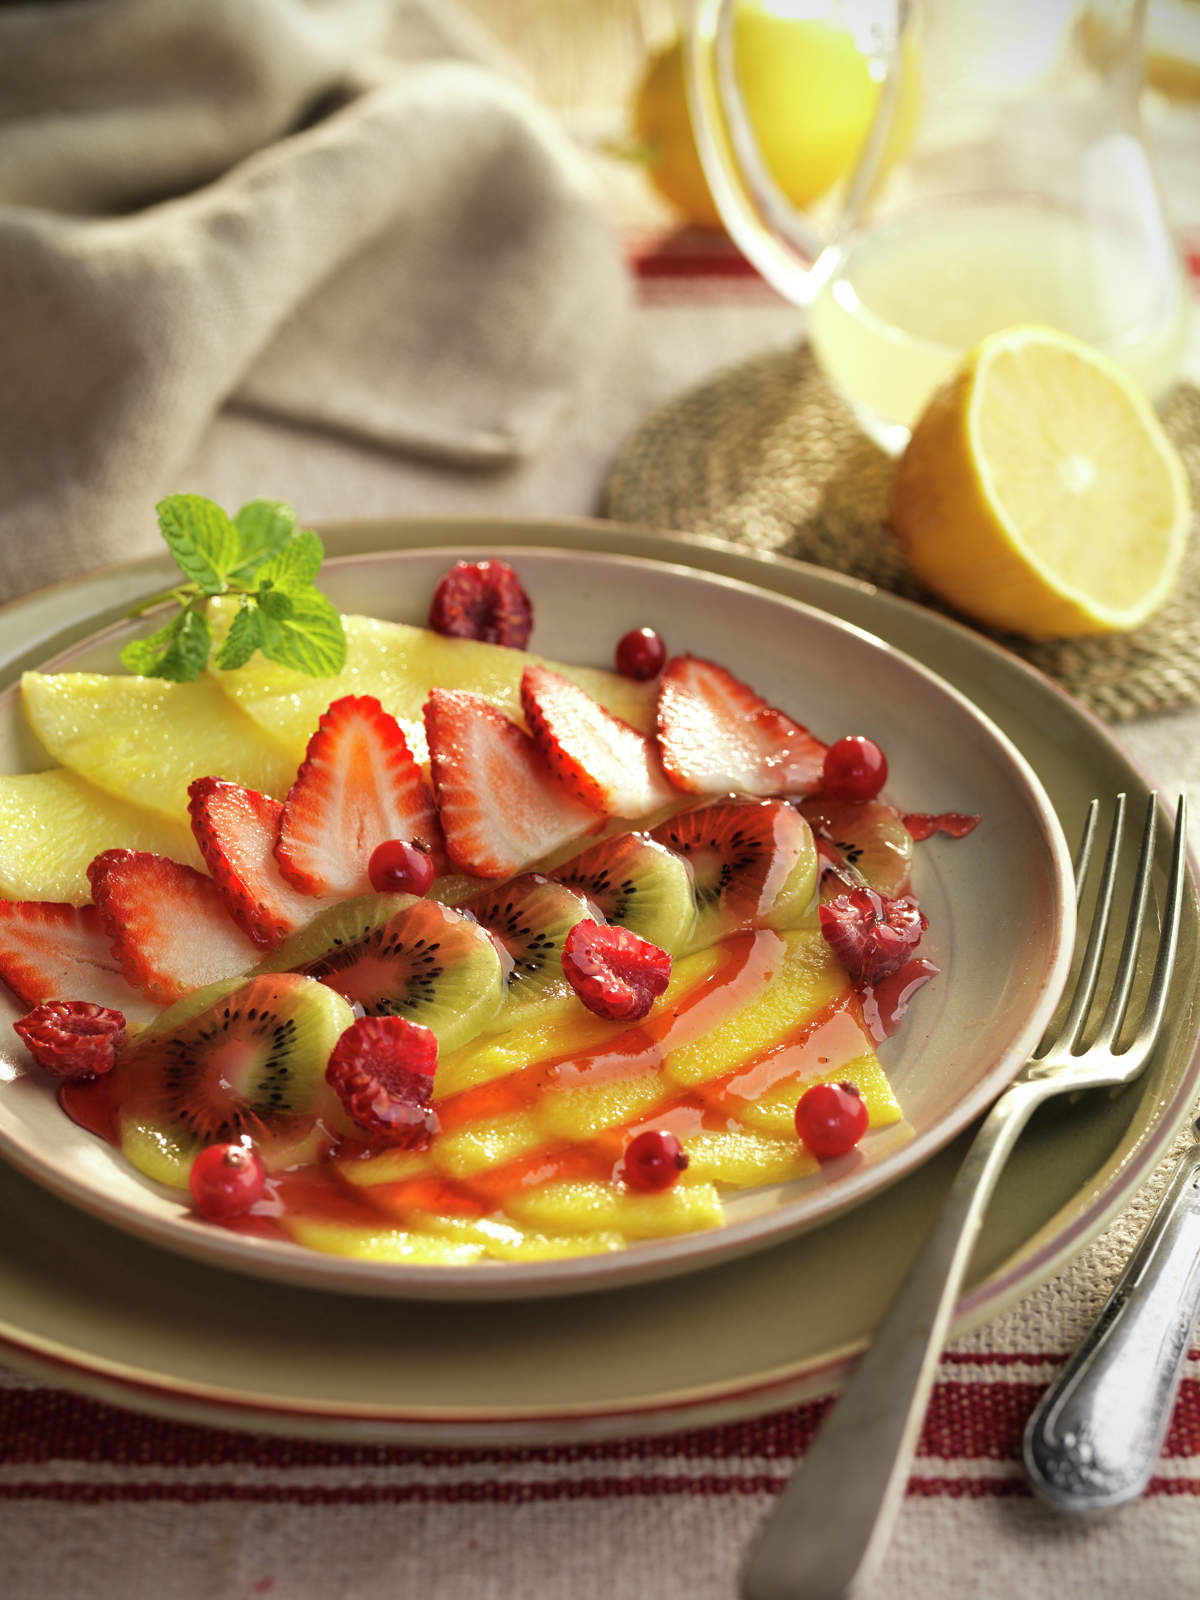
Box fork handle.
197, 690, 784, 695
1022, 1143, 1200, 1512
740, 1079, 1045, 1600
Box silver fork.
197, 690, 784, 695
740, 791, 1189, 1600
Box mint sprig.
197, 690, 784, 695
121, 495, 347, 682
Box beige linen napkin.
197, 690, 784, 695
0, 0, 631, 602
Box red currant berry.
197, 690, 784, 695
821, 735, 888, 804
368, 838, 435, 896
189, 1142, 266, 1220
615, 627, 667, 681
623, 1128, 689, 1193
794, 1081, 869, 1159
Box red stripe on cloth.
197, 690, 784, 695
1, 1474, 1198, 1507
628, 233, 1200, 282
5, 1370, 1200, 1473
0, 1381, 1091, 1468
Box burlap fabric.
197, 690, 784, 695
605, 342, 1200, 723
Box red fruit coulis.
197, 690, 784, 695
903, 811, 981, 841
58, 925, 922, 1245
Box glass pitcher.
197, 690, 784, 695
685, 0, 1191, 452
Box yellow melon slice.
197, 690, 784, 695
206, 601, 658, 767
0, 769, 204, 903
21, 671, 297, 824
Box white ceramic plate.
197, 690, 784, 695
0, 546, 1075, 1300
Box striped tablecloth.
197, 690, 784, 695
5, 209, 1200, 1599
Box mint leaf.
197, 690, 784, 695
124, 493, 344, 682
119, 606, 212, 681
255, 528, 324, 594
257, 586, 296, 623
156, 495, 240, 594
262, 590, 347, 676
214, 601, 269, 671
230, 500, 298, 582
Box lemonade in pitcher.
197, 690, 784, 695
807, 195, 1190, 451
686, 0, 1190, 453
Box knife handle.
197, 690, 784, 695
1023, 1144, 1200, 1511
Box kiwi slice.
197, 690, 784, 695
273, 893, 507, 1052
261, 893, 417, 974
650, 799, 818, 951
461, 873, 595, 1027
800, 797, 914, 896
551, 832, 696, 954
116, 972, 354, 1190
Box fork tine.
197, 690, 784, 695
1072, 798, 1101, 905
1053, 793, 1127, 1056
1092, 794, 1158, 1051
1127, 792, 1188, 1059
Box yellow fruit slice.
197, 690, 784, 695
888, 326, 1192, 637
281, 1218, 483, 1264
0, 769, 203, 903
663, 928, 846, 1088
206, 602, 657, 768
21, 670, 298, 823
506, 1178, 723, 1238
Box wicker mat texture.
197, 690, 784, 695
604, 342, 1200, 723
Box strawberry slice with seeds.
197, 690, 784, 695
0, 900, 153, 1018
656, 655, 826, 797
87, 849, 261, 1004
424, 688, 600, 879
521, 664, 676, 819
274, 695, 446, 898
188, 777, 324, 950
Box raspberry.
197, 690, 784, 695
562, 920, 672, 1023
428, 560, 533, 649
795, 1081, 869, 1159
189, 1142, 266, 1219
623, 1128, 689, 1192
13, 1000, 126, 1080
325, 1015, 440, 1145
818, 885, 927, 984
368, 839, 435, 896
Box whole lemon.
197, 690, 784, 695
633, 5, 919, 228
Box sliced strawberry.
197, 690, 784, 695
0, 899, 153, 1019
87, 850, 260, 1005
188, 777, 322, 950
13, 1000, 125, 1080
520, 664, 675, 819
424, 688, 600, 879
656, 655, 826, 798
274, 695, 446, 898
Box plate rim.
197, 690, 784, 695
0, 514, 1194, 1444
0, 541, 1074, 1300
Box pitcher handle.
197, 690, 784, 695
683, 0, 912, 308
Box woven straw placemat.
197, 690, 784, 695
604, 343, 1200, 723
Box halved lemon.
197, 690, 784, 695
888, 326, 1192, 638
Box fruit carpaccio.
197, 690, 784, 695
1, 558, 979, 1267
